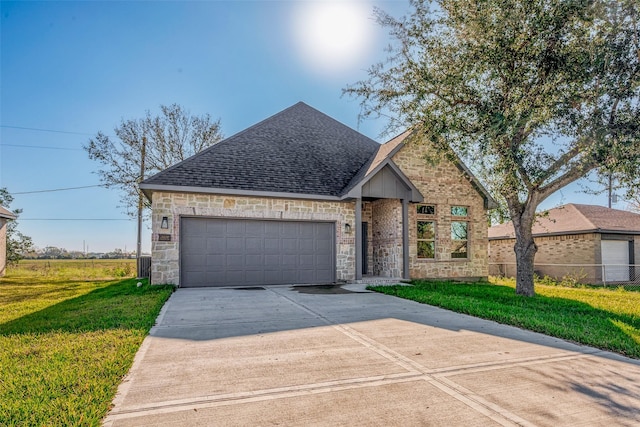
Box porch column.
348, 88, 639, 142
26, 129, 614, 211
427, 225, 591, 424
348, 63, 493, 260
402, 198, 410, 280
355, 198, 362, 281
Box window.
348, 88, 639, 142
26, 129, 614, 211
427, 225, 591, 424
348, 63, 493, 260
417, 221, 435, 258
451, 206, 468, 216
417, 204, 435, 215
417, 204, 436, 259
451, 221, 468, 258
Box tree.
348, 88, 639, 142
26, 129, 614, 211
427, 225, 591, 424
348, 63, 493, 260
85, 104, 224, 217
345, 0, 640, 296
0, 188, 34, 266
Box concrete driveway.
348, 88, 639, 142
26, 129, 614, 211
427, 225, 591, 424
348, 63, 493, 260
104, 284, 640, 426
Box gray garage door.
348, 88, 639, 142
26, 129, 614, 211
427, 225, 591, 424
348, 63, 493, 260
180, 218, 335, 287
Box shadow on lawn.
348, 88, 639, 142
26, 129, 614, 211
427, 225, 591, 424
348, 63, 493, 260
0, 278, 174, 335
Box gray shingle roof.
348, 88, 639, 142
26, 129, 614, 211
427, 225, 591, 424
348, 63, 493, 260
142, 102, 380, 197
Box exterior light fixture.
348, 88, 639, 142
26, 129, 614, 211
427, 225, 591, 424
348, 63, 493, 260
344, 223, 352, 234
161, 216, 169, 229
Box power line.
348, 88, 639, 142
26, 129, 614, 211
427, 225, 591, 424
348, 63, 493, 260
0, 143, 83, 151
13, 184, 106, 195
0, 125, 95, 136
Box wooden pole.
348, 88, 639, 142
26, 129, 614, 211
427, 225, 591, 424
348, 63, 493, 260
136, 136, 147, 277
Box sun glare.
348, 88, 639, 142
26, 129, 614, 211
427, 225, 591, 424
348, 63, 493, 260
292, 0, 376, 76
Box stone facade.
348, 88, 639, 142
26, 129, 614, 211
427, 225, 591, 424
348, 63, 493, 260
371, 199, 403, 277
149, 141, 492, 285
392, 143, 490, 280
150, 192, 356, 285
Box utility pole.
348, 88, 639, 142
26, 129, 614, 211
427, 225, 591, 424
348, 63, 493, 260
136, 136, 147, 277
608, 173, 612, 208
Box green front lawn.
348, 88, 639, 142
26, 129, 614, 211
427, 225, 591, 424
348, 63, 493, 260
369, 278, 640, 359
0, 264, 174, 426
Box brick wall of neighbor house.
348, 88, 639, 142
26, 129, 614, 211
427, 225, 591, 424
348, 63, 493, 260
392, 143, 489, 279
489, 233, 601, 282
0, 219, 7, 277
150, 192, 356, 285
371, 199, 403, 277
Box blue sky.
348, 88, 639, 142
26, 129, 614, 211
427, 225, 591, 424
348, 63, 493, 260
0, 0, 615, 253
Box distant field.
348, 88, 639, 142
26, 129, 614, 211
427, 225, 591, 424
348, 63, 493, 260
0, 258, 173, 425
10, 258, 137, 281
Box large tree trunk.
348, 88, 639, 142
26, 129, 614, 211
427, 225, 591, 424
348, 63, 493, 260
509, 200, 538, 297
513, 231, 537, 296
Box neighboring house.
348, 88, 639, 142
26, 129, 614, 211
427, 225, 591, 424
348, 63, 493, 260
140, 102, 496, 287
0, 206, 17, 277
489, 204, 640, 283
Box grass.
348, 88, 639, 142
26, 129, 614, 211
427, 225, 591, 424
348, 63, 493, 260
0, 260, 174, 426
369, 277, 640, 359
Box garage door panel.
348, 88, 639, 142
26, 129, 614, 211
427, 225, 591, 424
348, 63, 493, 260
183, 271, 206, 286
226, 255, 245, 267
206, 254, 224, 268
281, 269, 299, 283
299, 225, 315, 237
265, 254, 280, 265
281, 238, 298, 252
263, 222, 281, 236
245, 237, 264, 252
245, 222, 265, 235
225, 238, 244, 253
181, 218, 335, 287
182, 254, 205, 269
226, 221, 246, 236
264, 238, 280, 251
245, 254, 264, 266
183, 220, 207, 236
264, 270, 283, 283
316, 237, 332, 249
206, 237, 226, 253
299, 239, 315, 253
205, 221, 226, 236
299, 254, 315, 266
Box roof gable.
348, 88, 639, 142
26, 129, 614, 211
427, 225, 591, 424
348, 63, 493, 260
0, 206, 16, 220
345, 130, 496, 208
141, 102, 380, 198
488, 203, 640, 239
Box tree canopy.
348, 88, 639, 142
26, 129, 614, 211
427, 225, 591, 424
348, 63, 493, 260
345, 0, 640, 296
85, 104, 224, 216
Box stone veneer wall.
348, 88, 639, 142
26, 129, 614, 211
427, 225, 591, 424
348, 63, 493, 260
371, 199, 403, 277
392, 143, 489, 279
150, 192, 356, 285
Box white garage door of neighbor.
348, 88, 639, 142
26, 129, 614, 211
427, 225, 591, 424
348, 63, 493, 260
180, 218, 335, 288
601, 240, 630, 282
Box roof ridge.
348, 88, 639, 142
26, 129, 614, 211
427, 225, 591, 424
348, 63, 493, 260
564, 203, 598, 229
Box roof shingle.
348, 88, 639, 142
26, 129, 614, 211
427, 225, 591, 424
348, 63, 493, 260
142, 102, 380, 197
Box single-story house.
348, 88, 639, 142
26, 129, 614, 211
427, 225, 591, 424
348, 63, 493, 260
140, 102, 497, 287
489, 203, 640, 283
0, 206, 17, 277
